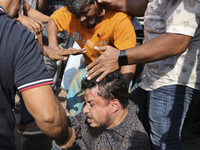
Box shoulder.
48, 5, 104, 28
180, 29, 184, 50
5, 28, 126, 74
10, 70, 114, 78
52, 6, 70, 15
106, 10, 131, 20
50, 6, 73, 21
0, 12, 35, 51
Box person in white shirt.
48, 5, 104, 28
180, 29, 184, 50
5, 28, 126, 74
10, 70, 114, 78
85, 0, 200, 149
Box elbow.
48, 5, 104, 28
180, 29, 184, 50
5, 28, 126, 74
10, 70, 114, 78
36, 109, 67, 136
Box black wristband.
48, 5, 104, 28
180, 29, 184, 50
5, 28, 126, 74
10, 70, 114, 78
118, 50, 128, 68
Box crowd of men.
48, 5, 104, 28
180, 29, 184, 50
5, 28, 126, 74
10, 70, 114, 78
0, 0, 199, 150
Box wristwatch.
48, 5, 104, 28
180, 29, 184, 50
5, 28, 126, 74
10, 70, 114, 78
118, 50, 128, 68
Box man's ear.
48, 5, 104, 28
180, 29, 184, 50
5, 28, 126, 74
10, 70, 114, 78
111, 99, 120, 113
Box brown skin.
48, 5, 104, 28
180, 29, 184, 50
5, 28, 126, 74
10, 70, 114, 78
85, 0, 192, 82
0, 0, 75, 149
21, 85, 74, 148
47, 18, 60, 49
16, 13, 45, 34
0, 0, 21, 18
48, 2, 136, 85
16, 1, 49, 34
46, 19, 88, 61
36, 0, 48, 13
38, 42, 87, 61
23, 1, 49, 23
86, 33, 191, 82
98, 0, 148, 16
83, 87, 128, 128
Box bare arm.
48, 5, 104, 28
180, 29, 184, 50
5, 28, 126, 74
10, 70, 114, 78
24, 2, 49, 23
38, 42, 87, 61
126, 33, 191, 64
98, 0, 148, 16
121, 65, 136, 85
47, 18, 60, 49
44, 19, 87, 60
21, 85, 75, 149
36, 0, 48, 13
86, 33, 192, 81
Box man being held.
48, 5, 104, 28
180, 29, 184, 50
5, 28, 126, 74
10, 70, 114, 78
86, 0, 200, 149
0, 0, 76, 149
53, 71, 150, 150
48, 0, 137, 116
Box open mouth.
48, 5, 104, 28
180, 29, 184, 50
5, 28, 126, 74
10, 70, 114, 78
86, 116, 92, 123
88, 19, 96, 25
85, 18, 96, 29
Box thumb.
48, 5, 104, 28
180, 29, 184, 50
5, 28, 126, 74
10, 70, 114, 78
94, 46, 107, 52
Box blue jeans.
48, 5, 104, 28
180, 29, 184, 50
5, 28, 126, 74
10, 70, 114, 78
129, 84, 199, 150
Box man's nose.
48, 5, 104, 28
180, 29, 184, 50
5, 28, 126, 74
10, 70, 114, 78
80, 16, 86, 22
83, 103, 89, 114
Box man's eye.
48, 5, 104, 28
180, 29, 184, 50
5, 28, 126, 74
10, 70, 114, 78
83, 101, 86, 107
90, 103, 94, 107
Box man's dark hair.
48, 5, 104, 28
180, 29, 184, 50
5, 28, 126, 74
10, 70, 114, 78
64, 0, 95, 17
81, 70, 129, 109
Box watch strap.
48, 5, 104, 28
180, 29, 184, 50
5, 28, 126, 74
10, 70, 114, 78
118, 50, 128, 68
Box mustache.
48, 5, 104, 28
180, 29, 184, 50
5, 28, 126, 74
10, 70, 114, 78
86, 114, 93, 119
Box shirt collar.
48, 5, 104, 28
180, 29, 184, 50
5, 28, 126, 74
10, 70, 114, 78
0, 5, 5, 12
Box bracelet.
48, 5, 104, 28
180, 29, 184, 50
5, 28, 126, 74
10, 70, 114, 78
118, 50, 128, 68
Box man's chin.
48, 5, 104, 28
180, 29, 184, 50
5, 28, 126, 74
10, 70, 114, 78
86, 24, 96, 29
87, 121, 98, 128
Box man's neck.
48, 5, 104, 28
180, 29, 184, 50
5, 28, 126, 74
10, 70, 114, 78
107, 107, 128, 129
95, 7, 106, 25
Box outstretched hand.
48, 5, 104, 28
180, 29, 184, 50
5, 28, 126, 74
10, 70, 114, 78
85, 45, 120, 82
39, 43, 87, 61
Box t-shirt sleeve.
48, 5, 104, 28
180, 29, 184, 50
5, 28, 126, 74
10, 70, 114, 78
113, 14, 137, 50
164, 0, 200, 36
50, 7, 71, 33
14, 25, 54, 92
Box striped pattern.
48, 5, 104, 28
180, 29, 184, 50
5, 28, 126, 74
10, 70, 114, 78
0, 5, 5, 12
18, 78, 54, 92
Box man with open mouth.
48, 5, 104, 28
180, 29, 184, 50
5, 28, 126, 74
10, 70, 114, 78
53, 71, 150, 150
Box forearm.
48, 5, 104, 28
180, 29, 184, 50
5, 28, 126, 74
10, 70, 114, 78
48, 19, 59, 48
120, 64, 136, 85
124, 0, 148, 16
27, 7, 49, 22
126, 33, 192, 64
36, 99, 69, 145
37, 0, 48, 13
104, 0, 148, 16
22, 85, 68, 142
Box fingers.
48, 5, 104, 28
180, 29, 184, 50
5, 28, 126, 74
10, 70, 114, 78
85, 58, 104, 81
54, 55, 68, 61
94, 46, 107, 52
44, 46, 68, 61
51, 50, 68, 61
48, 52, 68, 61
30, 19, 44, 34
71, 48, 87, 55
97, 0, 111, 3
96, 72, 109, 82
85, 63, 109, 82
85, 58, 99, 72
61, 48, 87, 55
